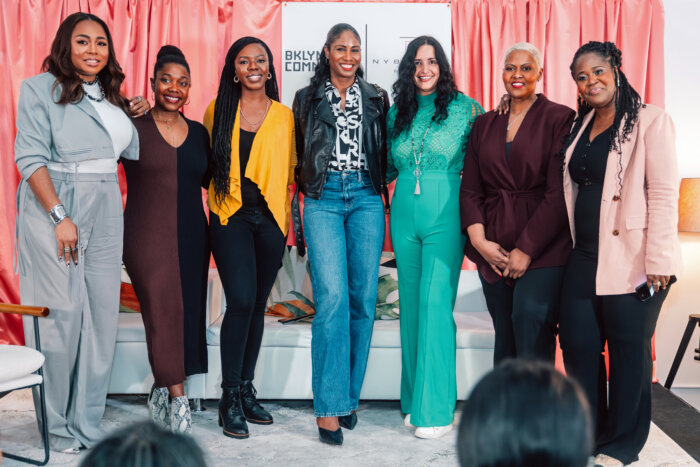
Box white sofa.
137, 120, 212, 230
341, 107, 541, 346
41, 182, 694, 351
109, 269, 495, 400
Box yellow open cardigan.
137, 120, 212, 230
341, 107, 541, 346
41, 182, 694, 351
203, 99, 296, 235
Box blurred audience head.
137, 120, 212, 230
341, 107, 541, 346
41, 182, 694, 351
458, 359, 592, 467
79, 421, 206, 467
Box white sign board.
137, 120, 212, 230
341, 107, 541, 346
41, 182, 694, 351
281, 2, 451, 107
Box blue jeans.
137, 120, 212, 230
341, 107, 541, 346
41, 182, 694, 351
303, 170, 385, 417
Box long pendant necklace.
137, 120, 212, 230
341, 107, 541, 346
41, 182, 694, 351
411, 118, 432, 195
240, 98, 270, 129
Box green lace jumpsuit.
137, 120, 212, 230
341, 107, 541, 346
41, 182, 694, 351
387, 91, 483, 427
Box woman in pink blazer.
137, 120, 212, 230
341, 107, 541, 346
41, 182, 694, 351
559, 41, 681, 467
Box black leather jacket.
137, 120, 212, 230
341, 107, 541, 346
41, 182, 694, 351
291, 77, 390, 255
292, 77, 390, 201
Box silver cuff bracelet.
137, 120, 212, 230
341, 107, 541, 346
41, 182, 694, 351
48, 204, 68, 225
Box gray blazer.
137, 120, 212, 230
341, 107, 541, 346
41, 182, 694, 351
14, 72, 138, 180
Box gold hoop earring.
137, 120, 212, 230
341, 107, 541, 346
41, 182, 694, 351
233, 75, 239, 83
267, 73, 272, 80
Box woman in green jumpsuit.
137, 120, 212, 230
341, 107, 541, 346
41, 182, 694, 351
387, 36, 483, 439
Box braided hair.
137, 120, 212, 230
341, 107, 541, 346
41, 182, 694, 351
211, 37, 279, 205
391, 36, 458, 138
301, 23, 364, 114
560, 41, 645, 196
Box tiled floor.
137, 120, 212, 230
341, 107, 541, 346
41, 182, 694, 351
1, 389, 698, 466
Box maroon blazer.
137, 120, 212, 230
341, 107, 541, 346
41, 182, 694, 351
459, 95, 575, 284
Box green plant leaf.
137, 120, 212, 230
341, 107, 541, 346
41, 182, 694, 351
376, 273, 399, 303
375, 302, 400, 320
273, 300, 312, 317
289, 290, 315, 309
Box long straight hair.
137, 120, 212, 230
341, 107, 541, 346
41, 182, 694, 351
301, 23, 364, 115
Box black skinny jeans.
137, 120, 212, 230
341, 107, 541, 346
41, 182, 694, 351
210, 206, 286, 388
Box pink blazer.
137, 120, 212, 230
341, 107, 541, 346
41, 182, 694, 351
562, 104, 681, 295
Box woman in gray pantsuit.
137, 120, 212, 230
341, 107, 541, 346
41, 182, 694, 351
14, 13, 146, 453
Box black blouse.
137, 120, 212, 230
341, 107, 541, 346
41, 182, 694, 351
568, 125, 612, 259
240, 129, 265, 207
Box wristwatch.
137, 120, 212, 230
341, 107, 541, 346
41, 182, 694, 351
48, 204, 68, 225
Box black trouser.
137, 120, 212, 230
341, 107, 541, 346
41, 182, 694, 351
479, 266, 564, 365
210, 206, 286, 388
559, 249, 669, 464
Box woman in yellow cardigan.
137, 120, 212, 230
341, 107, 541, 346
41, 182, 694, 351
204, 37, 295, 440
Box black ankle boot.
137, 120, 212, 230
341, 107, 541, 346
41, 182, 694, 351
240, 380, 273, 425
218, 386, 249, 439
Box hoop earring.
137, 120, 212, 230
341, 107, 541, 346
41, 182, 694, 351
233, 75, 239, 83
267, 73, 272, 80
184, 97, 190, 106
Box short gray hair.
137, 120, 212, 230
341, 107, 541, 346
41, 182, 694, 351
503, 42, 543, 70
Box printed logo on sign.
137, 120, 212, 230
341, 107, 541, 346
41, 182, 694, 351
281, 3, 451, 106
284, 50, 321, 72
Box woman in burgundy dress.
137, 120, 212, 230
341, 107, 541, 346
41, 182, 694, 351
122, 46, 210, 433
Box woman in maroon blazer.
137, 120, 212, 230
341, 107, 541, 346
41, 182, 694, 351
459, 42, 574, 364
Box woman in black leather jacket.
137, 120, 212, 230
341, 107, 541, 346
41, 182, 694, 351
292, 23, 389, 446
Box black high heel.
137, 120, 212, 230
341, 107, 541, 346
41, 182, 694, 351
218, 386, 249, 439
318, 426, 343, 445
338, 412, 357, 430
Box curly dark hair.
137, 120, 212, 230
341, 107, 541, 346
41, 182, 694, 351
42, 12, 127, 111
391, 36, 458, 137
301, 23, 364, 113
560, 41, 644, 196
210, 37, 279, 205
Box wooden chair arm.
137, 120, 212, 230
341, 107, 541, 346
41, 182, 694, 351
0, 303, 49, 317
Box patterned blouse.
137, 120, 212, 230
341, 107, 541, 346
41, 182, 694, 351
386, 92, 484, 182
325, 80, 366, 171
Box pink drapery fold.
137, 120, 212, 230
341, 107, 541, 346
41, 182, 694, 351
452, 0, 664, 110
0, 0, 665, 346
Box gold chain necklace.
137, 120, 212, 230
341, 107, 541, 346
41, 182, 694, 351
240, 98, 270, 128
152, 109, 180, 146
152, 109, 179, 131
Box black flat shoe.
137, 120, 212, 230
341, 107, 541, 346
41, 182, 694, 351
338, 412, 357, 430
318, 427, 343, 446
240, 380, 273, 425
218, 386, 249, 439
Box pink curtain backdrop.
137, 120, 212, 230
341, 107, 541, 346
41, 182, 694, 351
0, 0, 665, 345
